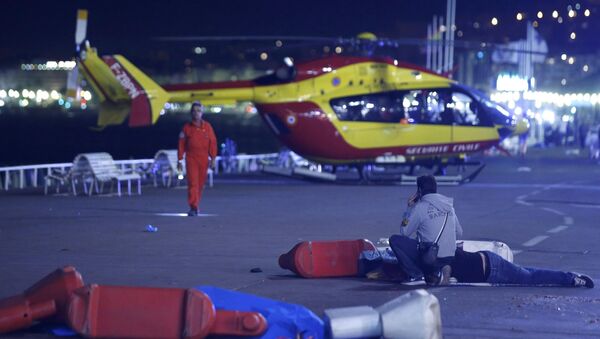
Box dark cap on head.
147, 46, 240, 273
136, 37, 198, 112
417, 175, 437, 195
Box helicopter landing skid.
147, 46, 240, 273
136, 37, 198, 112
263, 161, 485, 185
262, 165, 337, 182
356, 161, 486, 186
397, 162, 486, 186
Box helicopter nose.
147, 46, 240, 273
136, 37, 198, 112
512, 117, 530, 136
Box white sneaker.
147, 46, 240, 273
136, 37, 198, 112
572, 273, 594, 288
401, 277, 426, 286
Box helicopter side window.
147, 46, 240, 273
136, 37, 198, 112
422, 90, 454, 125
331, 92, 405, 123
451, 90, 497, 127
398, 90, 424, 123
449, 92, 480, 126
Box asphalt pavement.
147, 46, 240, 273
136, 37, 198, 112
1, 147, 599, 338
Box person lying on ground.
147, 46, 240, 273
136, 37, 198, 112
449, 247, 594, 288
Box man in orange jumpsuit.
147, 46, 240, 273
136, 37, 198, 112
177, 102, 217, 216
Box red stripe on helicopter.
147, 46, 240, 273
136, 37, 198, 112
103, 56, 152, 127
256, 102, 495, 163
163, 80, 255, 91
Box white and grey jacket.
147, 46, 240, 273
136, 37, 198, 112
400, 193, 463, 258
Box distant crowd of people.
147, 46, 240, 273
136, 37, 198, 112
514, 118, 600, 160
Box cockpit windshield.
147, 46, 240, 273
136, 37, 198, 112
481, 98, 511, 117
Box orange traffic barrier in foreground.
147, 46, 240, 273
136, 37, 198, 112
0, 266, 84, 334
279, 239, 378, 278
0, 296, 56, 334
68, 284, 267, 338
211, 310, 268, 336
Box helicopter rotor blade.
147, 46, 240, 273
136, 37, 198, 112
154, 35, 345, 43
155, 35, 547, 56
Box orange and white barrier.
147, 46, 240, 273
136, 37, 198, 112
68, 284, 267, 338
0, 266, 84, 334
278, 239, 378, 278
0, 267, 267, 338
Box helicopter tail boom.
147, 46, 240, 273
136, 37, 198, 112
78, 45, 169, 127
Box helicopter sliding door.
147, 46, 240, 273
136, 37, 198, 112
440, 87, 498, 149
329, 90, 452, 150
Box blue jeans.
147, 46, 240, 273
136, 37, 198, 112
485, 251, 575, 286
389, 235, 423, 279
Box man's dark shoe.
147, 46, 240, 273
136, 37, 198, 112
187, 208, 198, 217
425, 270, 442, 286
573, 273, 594, 288
426, 265, 452, 286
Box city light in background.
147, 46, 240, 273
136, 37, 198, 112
0, 0, 598, 174
0, 86, 92, 109
20, 60, 77, 71
0, 1, 598, 137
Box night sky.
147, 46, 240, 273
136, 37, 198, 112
1, 0, 599, 63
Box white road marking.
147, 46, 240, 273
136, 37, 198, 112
547, 225, 569, 234
154, 213, 217, 217
468, 183, 600, 190
563, 217, 574, 225
512, 249, 522, 255
541, 207, 565, 216
522, 235, 549, 247
515, 195, 533, 206
569, 203, 600, 209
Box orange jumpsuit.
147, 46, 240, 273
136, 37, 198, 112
178, 121, 217, 211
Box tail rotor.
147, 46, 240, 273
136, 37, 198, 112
66, 9, 88, 100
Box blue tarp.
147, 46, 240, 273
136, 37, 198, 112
197, 286, 324, 339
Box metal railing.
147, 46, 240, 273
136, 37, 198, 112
0, 153, 280, 191
215, 152, 279, 174
1, 162, 72, 190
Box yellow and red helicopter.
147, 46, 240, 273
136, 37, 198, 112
69, 10, 528, 182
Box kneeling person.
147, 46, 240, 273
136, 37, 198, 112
389, 175, 463, 285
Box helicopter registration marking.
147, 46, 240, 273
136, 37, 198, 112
109, 63, 141, 99
406, 143, 481, 155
